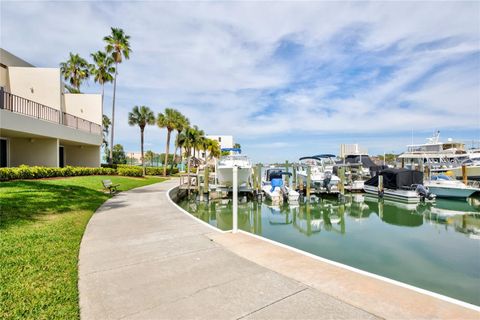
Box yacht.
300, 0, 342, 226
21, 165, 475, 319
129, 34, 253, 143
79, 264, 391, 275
215, 154, 252, 188
262, 168, 300, 203
296, 155, 341, 193
364, 168, 435, 203
398, 131, 480, 180
423, 174, 479, 199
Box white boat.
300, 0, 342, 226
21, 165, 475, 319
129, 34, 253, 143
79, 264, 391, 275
262, 168, 300, 203
296, 155, 341, 193
424, 174, 479, 199
215, 154, 252, 187
364, 168, 435, 203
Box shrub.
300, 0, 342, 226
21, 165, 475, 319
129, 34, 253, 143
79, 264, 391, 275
0, 165, 116, 181
117, 165, 143, 177
145, 167, 178, 176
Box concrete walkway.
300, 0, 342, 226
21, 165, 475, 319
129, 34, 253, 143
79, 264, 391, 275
79, 179, 479, 319
79, 180, 376, 319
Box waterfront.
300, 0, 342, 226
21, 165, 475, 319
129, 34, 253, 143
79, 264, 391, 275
178, 194, 480, 306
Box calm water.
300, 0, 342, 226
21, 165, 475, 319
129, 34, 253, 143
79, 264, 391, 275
178, 194, 480, 306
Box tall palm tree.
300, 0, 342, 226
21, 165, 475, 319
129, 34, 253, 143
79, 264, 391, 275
157, 108, 179, 176
170, 111, 190, 172
190, 125, 205, 159
128, 106, 155, 175
60, 53, 91, 93
90, 51, 115, 114
104, 27, 131, 164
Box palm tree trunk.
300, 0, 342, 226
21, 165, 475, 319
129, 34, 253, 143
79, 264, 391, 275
109, 63, 118, 164
170, 131, 179, 172
141, 127, 145, 176
163, 130, 171, 176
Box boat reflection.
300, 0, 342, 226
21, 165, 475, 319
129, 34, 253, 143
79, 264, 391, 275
182, 194, 480, 240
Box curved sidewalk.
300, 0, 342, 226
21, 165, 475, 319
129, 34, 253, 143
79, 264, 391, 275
79, 179, 478, 319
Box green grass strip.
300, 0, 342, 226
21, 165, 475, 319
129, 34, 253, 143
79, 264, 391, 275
0, 175, 166, 319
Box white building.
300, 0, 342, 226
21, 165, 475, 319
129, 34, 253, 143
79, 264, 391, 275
0, 49, 102, 167
206, 135, 234, 149
339, 144, 368, 158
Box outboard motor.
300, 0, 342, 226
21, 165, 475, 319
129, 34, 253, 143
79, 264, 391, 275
415, 184, 434, 201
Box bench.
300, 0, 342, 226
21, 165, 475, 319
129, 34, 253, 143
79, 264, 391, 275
102, 179, 120, 194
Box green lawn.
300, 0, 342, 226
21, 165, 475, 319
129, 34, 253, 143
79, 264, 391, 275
0, 175, 166, 320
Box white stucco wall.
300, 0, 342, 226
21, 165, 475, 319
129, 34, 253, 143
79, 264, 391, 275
9, 137, 58, 167
63, 93, 102, 125
64, 145, 100, 167
0, 66, 8, 89
206, 135, 234, 149
7, 67, 62, 110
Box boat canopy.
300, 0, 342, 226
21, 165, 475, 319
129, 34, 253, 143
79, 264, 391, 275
222, 148, 241, 153
266, 169, 292, 181
299, 154, 336, 161
364, 168, 423, 189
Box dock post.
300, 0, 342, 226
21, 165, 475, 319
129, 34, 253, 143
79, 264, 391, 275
232, 166, 238, 233
338, 167, 345, 199
378, 175, 384, 198
462, 165, 467, 185
285, 160, 290, 187
204, 166, 209, 191
292, 165, 297, 190
401, 158, 405, 169
306, 166, 311, 199
257, 163, 262, 190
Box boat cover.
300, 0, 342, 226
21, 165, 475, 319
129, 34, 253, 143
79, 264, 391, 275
266, 169, 291, 181
364, 168, 423, 189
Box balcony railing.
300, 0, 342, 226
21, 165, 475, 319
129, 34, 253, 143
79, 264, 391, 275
0, 90, 102, 135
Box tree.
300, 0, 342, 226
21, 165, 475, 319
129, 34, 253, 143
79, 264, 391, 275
104, 27, 131, 164
59, 53, 91, 93
233, 143, 241, 149
90, 51, 115, 113
206, 139, 221, 159
170, 111, 190, 172
128, 106, 155, 175
157, 108, 179, 176
144, 150, 155, 166
112, 144, 127, 164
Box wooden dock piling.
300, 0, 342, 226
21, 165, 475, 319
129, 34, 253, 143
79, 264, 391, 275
378, 175, 384, 197
462, 165, 467, 185
284, 160, 290, 187
306, 166, 311, 198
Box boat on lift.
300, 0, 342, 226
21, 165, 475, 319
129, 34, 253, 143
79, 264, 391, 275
215, 149, 252, 188
262, 168, 300, 203
364, 168, 436, 203
296, 155, 341, 193
423, 174, 480, 199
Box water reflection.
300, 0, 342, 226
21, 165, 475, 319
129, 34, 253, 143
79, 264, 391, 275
183, 194, 480, 239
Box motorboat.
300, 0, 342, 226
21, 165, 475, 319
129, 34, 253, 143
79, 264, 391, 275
296, 155, 341, 193
215, 154, 252, 188
423, 174, 479, 199
364, 168, 436, 203
262, 168, 300, 203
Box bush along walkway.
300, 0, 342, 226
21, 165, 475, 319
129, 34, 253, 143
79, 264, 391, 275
0, 175, 166, 320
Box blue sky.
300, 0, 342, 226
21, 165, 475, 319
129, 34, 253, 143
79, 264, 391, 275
2, 1, 479, 162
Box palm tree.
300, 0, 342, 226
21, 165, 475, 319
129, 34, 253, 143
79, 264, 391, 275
157, 108, 179, 176
180, 127, 197, 190
206, 139, 221, 159
128, 106, 155, 175
190, 125, 205, 159
102, 115, 111, 162
60, 53, 91, 93
90, 51, 115, 114
170, 111, 190, 172
104, 27, 131, 164
144, 150, 155, 166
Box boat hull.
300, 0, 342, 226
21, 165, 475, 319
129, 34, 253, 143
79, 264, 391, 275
216, 167, 252, 187
425, 186, 477, 199
364, 185, 423, 203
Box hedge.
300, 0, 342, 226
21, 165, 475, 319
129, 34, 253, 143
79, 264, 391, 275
0, 165, 116, 182
117, 165, 143, 177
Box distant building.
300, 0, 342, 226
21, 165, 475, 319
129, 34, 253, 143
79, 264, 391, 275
0, 48, 102, 167
339, 144, 368, 158
206, 135, 234, 149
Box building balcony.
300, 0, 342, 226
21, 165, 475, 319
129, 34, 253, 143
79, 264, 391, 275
0, 90, 102, 135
